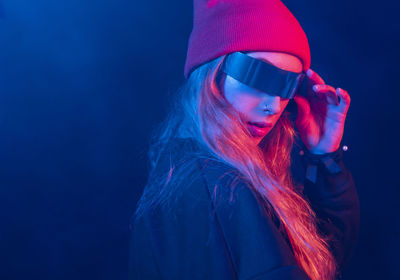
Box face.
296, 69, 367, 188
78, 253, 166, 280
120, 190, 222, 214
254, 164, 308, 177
221, 51, 303, 145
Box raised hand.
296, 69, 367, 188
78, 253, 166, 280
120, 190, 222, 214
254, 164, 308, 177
293, 69, 351, 154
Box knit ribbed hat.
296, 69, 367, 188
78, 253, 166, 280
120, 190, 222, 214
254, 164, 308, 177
184, 0, 311, 78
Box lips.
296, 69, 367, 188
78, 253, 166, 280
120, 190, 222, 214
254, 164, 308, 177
248, 122, 272, 128
247, 122, 273, 137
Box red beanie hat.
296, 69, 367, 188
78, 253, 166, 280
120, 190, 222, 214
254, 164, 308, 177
184, 0, 311, 78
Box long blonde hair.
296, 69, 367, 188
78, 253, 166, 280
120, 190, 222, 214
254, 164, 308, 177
135, 55, 337, 280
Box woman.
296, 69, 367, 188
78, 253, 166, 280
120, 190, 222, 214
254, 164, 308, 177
130, 1, 359, 280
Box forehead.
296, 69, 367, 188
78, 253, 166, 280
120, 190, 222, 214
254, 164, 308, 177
245, 51, 303, 73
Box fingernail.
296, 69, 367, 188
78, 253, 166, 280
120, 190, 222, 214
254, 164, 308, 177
307, 69, 313, 76
313, 85, 318, 91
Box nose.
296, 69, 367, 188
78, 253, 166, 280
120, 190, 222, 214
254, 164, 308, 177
262, 95, 282, 115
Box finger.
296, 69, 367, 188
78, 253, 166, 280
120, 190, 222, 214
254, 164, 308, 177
306, 68, 325, 85
313, 84, 339, 105
337, 87, 351, 112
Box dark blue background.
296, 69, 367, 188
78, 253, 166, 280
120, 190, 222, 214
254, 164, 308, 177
0, 1, 399, 279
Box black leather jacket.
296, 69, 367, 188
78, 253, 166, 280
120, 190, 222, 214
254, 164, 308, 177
129, 138, 360, 279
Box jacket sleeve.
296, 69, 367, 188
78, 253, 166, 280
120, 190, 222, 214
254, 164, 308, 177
296, 148, 360, 275
200, 161, 311, 280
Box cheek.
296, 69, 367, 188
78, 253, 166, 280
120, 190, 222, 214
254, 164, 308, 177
223, 77, 260, 115
227, 93, 259, 114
